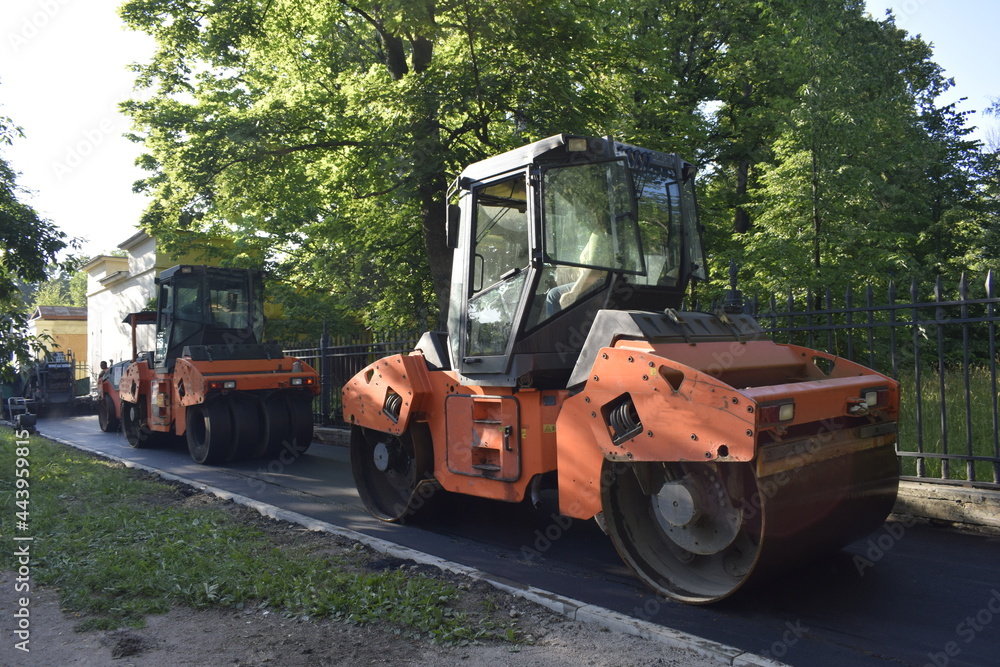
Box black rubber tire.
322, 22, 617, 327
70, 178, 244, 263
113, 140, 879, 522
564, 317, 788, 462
600, 461, 762, 604
230, 394, 267, 461
286, 394, 314, 456
98, 394, 120, 433
262, 393, 292, 458
350, 425, 437, 523
186, 401, 235, 465
121, 401, 150, 448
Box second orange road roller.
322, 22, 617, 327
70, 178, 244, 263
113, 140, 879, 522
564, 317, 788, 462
118, 265, 319, 464
342, 134, 900, 603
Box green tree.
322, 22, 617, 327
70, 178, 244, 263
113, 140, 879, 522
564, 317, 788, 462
28, 278, 70, 311
712, 1, 984, 298
120, 0, 992, 324
25, 265, 89, 313
121, 0, 607, 332
0, 113, 68, 380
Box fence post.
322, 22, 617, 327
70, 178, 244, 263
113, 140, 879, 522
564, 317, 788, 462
320, 323, 332, 426
934, 276, 949, 480
988, 270, 1000, 485
911, 278, 925, 478
845, 284, 854, 361
866, 285, 875, 370
959, 274, 974, 482
888, 280, 898, 380
825, 287, 834, 354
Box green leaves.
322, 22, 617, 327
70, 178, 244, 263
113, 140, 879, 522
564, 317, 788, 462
119, 0, 619, 331
0, 112, 69, 379
119, 0, 995, 327
698, 0, 992, 300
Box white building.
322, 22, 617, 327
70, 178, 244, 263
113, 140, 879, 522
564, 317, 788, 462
81, 231, 204, 378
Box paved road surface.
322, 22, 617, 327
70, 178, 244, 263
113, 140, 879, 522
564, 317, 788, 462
37, 415, 1000, 667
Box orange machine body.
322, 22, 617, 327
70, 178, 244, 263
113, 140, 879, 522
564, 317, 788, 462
342, 336, 899, 521
119, 355, 319, 437
113, 265, 320, 464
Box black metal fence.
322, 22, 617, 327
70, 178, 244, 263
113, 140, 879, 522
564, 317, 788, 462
285, 271, 1000, 491
745, 272, 1000, 489
281, 332, 421, 428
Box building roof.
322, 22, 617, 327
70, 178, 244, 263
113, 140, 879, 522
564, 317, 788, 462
118, 230, 152, 252
80, 254, 128, 272
30, 306, 88, 321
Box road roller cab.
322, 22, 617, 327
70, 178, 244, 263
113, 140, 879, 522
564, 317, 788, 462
342, 135, 900, 603
117, 265, 319, 464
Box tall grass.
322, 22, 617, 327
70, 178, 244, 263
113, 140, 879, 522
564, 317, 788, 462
896, 366, 1000, 485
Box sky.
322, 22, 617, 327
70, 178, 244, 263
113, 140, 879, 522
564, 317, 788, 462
0, 0, 997, 261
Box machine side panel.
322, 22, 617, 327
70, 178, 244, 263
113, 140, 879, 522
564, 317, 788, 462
342, 354, 432, 436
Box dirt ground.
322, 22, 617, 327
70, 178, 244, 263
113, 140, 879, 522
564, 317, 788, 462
1, 571, 729, 667
1, 486, 731, 667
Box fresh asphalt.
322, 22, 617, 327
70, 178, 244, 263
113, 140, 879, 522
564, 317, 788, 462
34, 415, 1000, 667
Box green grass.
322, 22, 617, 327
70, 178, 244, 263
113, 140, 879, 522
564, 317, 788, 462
897, 366, 1000, 485
0, 430, 517, 644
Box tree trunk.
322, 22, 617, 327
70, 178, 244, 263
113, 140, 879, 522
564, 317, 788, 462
734, 157, 751, 233
406, 35, 453, 330
419, 177, 452, 330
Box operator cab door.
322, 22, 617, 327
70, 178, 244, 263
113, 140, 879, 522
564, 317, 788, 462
459, 171, 533, 375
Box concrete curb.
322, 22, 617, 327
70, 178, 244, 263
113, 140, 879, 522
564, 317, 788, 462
893, 480, 1000, 532
38, 427, 782, 667
313, 426, 351, 446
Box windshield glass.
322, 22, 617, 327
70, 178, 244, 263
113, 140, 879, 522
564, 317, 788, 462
207, 274, 252, 329
542, 160, 643, 274
467, 174, 529, 358
155, 271, 262, 365
680, 172, 707, 281
630, 164, 683, 286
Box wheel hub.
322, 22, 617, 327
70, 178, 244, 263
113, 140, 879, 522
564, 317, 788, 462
655, 479, 700, 527
372, 439, 394, 472
653, 467, 742, 555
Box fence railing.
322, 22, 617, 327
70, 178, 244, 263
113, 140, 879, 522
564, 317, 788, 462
286, 271, 1000, 491
281, 333, 421, 428
745, 272, 1000, 489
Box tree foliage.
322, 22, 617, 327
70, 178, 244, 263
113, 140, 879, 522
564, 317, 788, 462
120, 0, 997, 331
25, 266, 88, 313
0, 112, 68, 379
121, 0, 611, 332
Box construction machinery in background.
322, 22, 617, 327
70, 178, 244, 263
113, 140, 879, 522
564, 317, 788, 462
99, 311, 158, 433
21, 350, 84, 415
117, 265, 319, 464
342, 134, 900, 604
97, 358, 134, 432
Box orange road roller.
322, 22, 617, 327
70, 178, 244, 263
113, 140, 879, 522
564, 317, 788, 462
118, 265, 319, 464
343, 135, 899, 603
